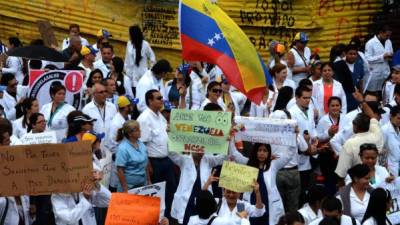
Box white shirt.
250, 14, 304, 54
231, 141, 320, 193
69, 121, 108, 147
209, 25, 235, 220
230, 89, 247, 113
1, 56, 24, 83
362, 217, 391, 225
137, 108, 168, 158
250, 101, 270, 118
0, 196, 31, 225
383, 122, 400, 177
309, 215, 360, 225
82, 101, 117, 143
0, 90, 22, 121
51, 186, 110, 225
105, 112, 127, 154
186, 70, 208, 110
93, 59, 111, 79
312, 79, 347, 116
316, 113, 344, 144
217, 198, 265, 225
298, 203, 323, 225
289, 104, 316, 171
124, 40, 156, 87
40, 102, 75, 143
61, 36, 89, 50
136, 70, 167, 112
78, 62, 93, 84
289, 46, 311, 86
345, 165, 390, 188
337, 188, 370, 223
12, 116, 28, 139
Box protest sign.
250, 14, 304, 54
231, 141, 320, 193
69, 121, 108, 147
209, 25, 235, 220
168, 109, 231, 154
29, 70, 84, 109
20, 131, 57, 145
382, 178, 400, 224
129, 181, 166, 220
0, 142, 92, 196
219, 161, 258, 193
105, 193, 160, 225
234, 116, 297, 147
99, 150, 113, 188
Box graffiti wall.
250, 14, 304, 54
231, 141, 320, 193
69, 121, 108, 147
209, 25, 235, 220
0, 0, 394, 70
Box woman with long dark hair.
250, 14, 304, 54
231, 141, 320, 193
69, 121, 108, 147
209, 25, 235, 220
109, 56, 133, 97
13, 97, 39, 138
124, 25, 156, 95
361, 188, 392, 225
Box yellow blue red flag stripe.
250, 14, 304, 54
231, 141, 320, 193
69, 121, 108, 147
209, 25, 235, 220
179, 0, 273, 104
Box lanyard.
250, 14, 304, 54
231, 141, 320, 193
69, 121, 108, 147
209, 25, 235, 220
48, 103, 64, 127
329, 114, 340, 126
95, 103, 106, 124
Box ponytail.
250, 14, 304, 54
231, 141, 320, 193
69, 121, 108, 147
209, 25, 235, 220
116, 127, 125, 142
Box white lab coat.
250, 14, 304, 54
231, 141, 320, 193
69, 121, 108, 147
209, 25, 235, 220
230, 90, 247, 113
1, 56, 24, 83
365, 35, 393, 91
12, 116, 28, 139
186, 70, 208, 110
217, 198, 265, 225
237, 140, 297, 225
40, 102, 75, 143
312, 79, 347, 116
298, 203, 323, 225
0, 90, 22, 121
51, 185, 111, 225
382, 80, 396, 105
82, 101, 117, 142
289, 104, 316, 171
93, 60, 110, 79
382, 122, 400, 177
0, 196, 31, 225
316, 113, 344, 143
124, 40, 156, 87
345, 165, 390, 188
169, 152, 226, 224
136, 70, 167, 112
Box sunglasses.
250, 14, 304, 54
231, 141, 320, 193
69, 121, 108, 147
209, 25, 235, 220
360, 143, 377, 151
211, 89, 223, 94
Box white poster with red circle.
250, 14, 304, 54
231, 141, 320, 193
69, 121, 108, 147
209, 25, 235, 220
29, 70, 84, 109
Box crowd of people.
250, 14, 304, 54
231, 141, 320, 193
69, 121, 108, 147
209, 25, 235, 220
0, 22, 399, 225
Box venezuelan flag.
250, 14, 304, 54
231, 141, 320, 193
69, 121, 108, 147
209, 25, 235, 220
179, 0, 273, 104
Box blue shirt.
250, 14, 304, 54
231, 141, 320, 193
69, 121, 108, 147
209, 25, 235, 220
115, 138, 148, 191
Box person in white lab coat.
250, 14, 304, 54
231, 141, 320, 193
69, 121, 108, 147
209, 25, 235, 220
82, 83, 117, 142
51, 171, 111, 225
93, 44, 114, 79
106, 96, 132, 190
312, 62, 347, 116
124, 25, 156, 93
271, 63, 296, 93
298, 185, 324, 225
0, 73, 23, 121
13, 97, 39, 138
364, 25, 393, 92
200, 81, 226, 111
40, 83, 75, 142
383, 105, 400, 177
109, 57, 134, 98
249, 89, 273, 118
186, 62, 209, 110
0, 37, 25, 83
361, 188, 392, 225
61, 24, 89, 51
382, 61, 400, 105
136, 59, 172, 112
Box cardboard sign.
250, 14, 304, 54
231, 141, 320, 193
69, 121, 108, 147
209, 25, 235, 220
234, 116, 297, 147
168, 109, 231, 154
29, 70, 84, 109
382, 178, 400, 224
129, 182, 166, 220
219, 161, 258, 193
105, 193, 160, 225
0, 142, 92, 196
20, 131, 57, 145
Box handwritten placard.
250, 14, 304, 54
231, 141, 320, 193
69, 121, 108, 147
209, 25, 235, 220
168, 109, 231, 154
128, 181, 166, 220
219, 161, 258, 193
20, 131, 57, 145
234, 116, 297, 147
382, 178, 400, 224
0, 142, 92, 196
105, 193, 160, 225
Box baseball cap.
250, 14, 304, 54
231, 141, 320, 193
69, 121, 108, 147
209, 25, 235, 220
177, 63, 191, 76
74, 114, 97, 123
294, 32, 309, 43
80, 45, 98, 56
82, 131, 105, 144
97, 29, 112, 38
161, 100, 175, 112
366, 101, 386, 114
117, 96, 131, 108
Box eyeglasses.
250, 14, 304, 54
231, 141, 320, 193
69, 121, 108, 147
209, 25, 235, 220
360, 143, 377, 151
211, 89, 223, 94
